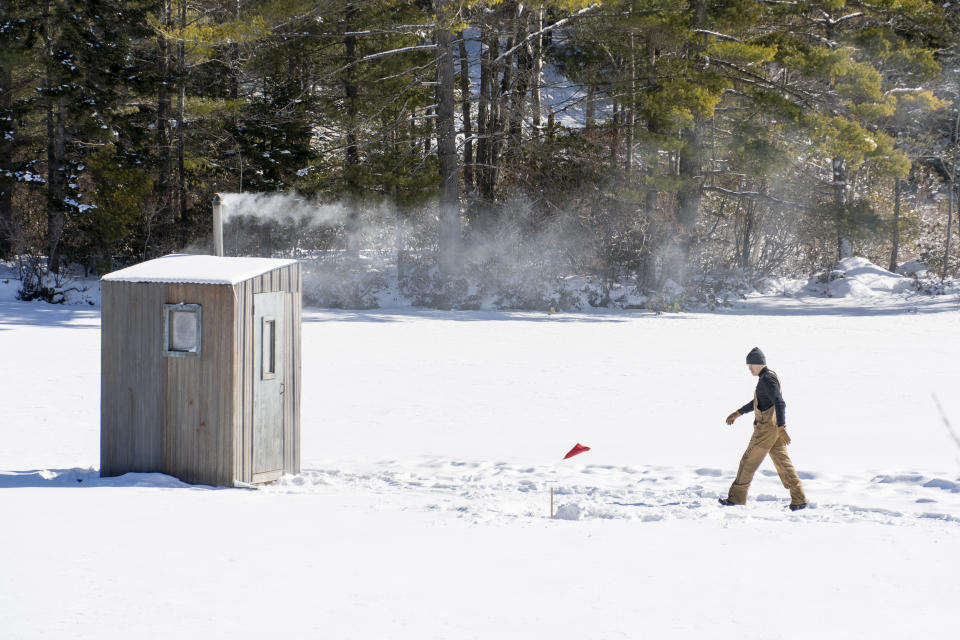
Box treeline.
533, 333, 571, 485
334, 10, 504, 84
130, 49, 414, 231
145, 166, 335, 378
1, 0, 959, 299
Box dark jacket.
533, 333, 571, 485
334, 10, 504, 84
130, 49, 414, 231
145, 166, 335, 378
738, 367, 786, 427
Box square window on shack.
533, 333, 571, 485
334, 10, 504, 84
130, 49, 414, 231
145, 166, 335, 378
164, 304, 202, 357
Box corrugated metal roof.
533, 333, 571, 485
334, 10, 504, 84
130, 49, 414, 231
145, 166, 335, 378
102, 254, 297, 285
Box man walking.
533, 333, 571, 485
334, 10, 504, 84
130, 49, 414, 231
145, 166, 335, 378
719, 347, 808, 511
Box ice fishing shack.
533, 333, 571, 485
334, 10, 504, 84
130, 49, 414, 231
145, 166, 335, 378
100, 253, 301, 487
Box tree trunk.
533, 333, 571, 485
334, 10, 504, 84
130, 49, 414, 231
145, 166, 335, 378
409, 112, 417, 152
509, 9, 531, 149
639, 82, 661, 299
229, 0, 240, 128
585, 84, 596, 129
476, 27, 500, 202
46, 97, 66, 274
0, 51, 13, 257
176, 0, 187, 239
393, 183, 406, 283
529, 6, 543, 135
343, 3, 361, 258
43, 2, 65, 274
670, 121, 703, 285
230, 1, 242, 189
656, 0, 712, 286
833, 157, 853, 260
662, 0, 709, 286
740, 195, 754, 270
944, 101, 959, 281
946, 172, 955, 282
457, 33, 473, 192
642, 35, 660, 289
476, 24, 490, 195
889, 177, 901, 273
495, 6, 516, 168
156, 0, 173, 235
434, 0, 461, 276
610, 97, 619, 165
626, 6, 636, 174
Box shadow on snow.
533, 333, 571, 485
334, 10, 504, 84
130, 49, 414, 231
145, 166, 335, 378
0, 301, 100, 330
301, 308, 691, 323
0, 468, 221, 490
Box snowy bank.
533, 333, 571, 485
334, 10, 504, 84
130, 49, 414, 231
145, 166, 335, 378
754, 256, 958, 312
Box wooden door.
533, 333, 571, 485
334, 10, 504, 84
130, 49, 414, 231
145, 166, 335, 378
252, 291, 285, 482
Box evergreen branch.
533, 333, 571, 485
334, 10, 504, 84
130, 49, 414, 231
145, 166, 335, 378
323, 44, 439, 81
344, 25, 435, 37
375, 59, 438, 83
695, 30, 742, 43
809, 10, 865, 29
883, 87, 926, 96
356, 44, 439, 64
709, 57, 818, 104
493, 4, 600, 63
832, 12, 865, 25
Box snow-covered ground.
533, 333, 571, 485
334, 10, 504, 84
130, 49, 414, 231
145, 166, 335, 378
1, 261, 959, 639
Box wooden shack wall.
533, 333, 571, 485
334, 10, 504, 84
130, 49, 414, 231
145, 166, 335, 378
287, 263, 302, 475
164, 282, 237, 486
100, 280, 168, 476
234, 262, 301, 484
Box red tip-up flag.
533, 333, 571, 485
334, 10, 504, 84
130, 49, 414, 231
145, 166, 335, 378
563, 443, 591, 460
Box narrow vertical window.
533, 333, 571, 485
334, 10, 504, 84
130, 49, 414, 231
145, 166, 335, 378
262, 317, 276, 379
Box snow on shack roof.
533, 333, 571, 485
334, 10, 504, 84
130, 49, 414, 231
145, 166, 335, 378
102, 254, 297, 285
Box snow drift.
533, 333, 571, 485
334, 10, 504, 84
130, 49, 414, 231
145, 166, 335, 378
759, 256, 952, 303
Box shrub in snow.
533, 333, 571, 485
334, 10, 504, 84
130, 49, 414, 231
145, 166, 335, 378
13, 254, 89, 304
687, 271, 754, 310
398, 258, 478, 310
816, 269, 846, 285
554, 503, 581, 520
575, 276, 647, 310
911, 275, 955, 297
485, 267, 560, 311
645, 294, 685, 314
553, 277, 589, 311
398, 258, 654, 312
301, 254, 389, 309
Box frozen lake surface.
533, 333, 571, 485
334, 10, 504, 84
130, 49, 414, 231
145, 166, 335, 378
1, 285, 958, 638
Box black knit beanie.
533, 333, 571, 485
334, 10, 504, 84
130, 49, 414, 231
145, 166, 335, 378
746, 347, 766, 365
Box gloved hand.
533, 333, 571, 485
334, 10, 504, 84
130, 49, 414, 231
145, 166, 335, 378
778, 426, 791, 445
725, 411, 740, 425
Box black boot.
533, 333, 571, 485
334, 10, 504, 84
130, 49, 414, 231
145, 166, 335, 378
789, 503, 807, 511
718, 498, 737, 506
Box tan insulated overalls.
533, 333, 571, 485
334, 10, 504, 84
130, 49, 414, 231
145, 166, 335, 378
727, 375, 806, 506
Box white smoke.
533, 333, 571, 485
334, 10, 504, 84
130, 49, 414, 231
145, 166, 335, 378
218, 191, 351, 227
212, 190, 651, 310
